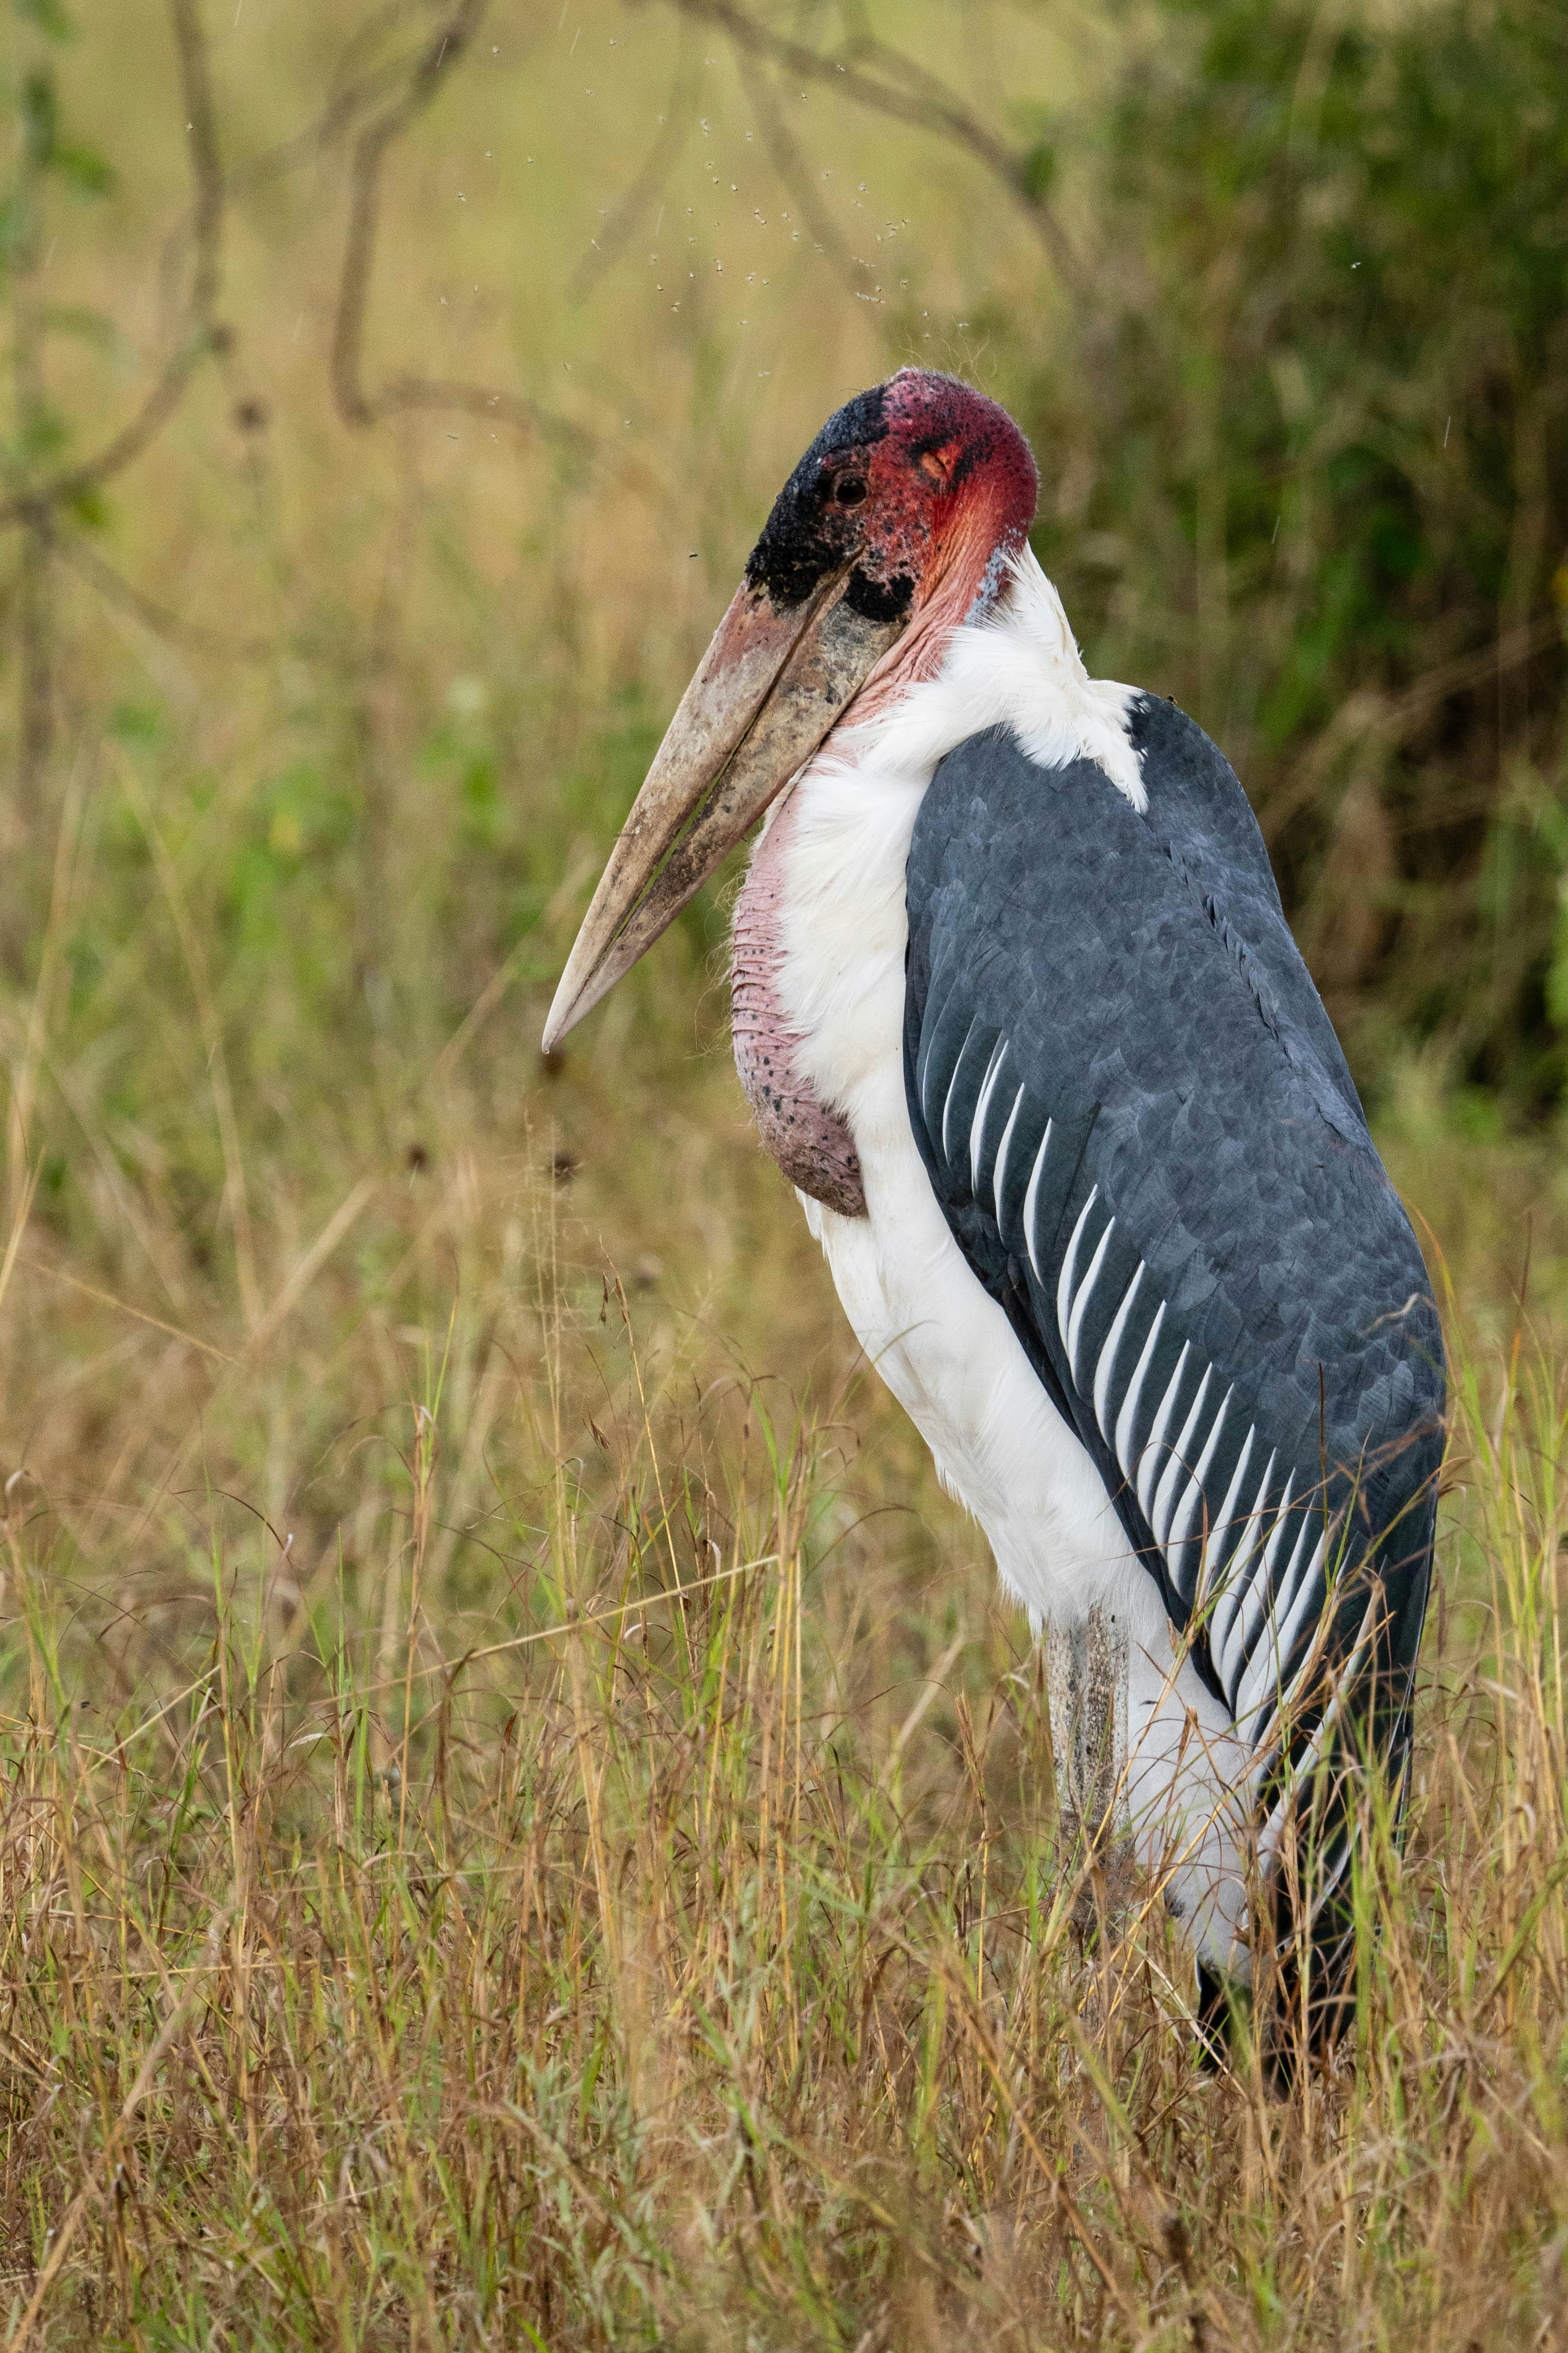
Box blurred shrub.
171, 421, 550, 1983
1023, 0, 1567, 1108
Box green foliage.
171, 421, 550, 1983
1024, 0, 1568, 1107
15, 0, 75, 37
0, 0, 114, 513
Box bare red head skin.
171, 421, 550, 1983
542, 372, 1038, 1055
743, 369, 1039, 674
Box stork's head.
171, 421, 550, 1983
542, 370, 1037, 1048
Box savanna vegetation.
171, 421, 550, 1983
0, 0, 1563, 2343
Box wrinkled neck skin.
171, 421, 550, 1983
730, 548, 1144, 1216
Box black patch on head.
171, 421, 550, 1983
845, 567, 914, 623
743, 384, 891, 608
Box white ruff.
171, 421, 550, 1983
756, 549, 1251, 1968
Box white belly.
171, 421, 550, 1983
801, 1119, 1138, 1632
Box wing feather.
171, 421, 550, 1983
1137, 1343, 1195, 1520
967, 1038, 1010, 1191
990, 1083, 1026, 1225
1165, 1385, 1233, 1596
1114, 1298, 1168, 1486
939, 1014, 984, 1161
1092, 1262, 1145, 1439
1020, 1120, 1057, 1280
1055, 1190, 1104, 1356
903, 704, 1444, 1772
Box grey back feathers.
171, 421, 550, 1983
903, 698, 1445, 1903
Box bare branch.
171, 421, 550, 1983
154, 12, 481, 346
327, 0, 444, 104
331, 0, 594, 459
169, 0, 223, 319
653, 0, 1086, 296
156, 48, 414, 331
179, 6, 447, 231
371, 374, 596, 457
231, 58, 412, 196
734, 43, 870, 298
331, 0, 484, 429
569, 20, 701, 302
0, 0, 225, 536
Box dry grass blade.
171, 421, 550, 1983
2, 1218, 1557, 2346
2, 1910, 230, 2353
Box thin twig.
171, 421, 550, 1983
654, 0, 1086, 295
53, 531, 275, 665
170, 0, 223, 320
570, 19, 702, 300
734, 43, 867, 296
154, 40, 414, 329
332, 0, 592, 458
0, 0, 224, 536
15, 1256, 237, 1365
350, 1549, 781, 1702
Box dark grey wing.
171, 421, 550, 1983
904, 702, 1445, 1888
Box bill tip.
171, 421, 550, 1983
540, 983, 576, 1056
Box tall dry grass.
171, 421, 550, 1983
0, 1185, 1565, 2346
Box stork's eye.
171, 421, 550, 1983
833, 476, 867, 506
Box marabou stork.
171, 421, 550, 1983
544, 370, 1445, 2056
